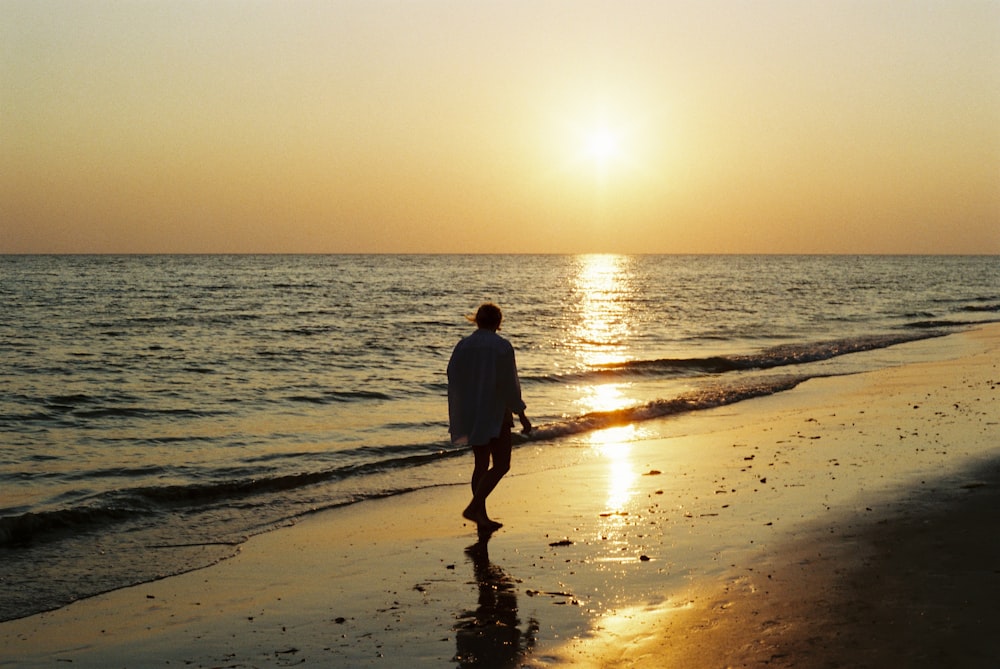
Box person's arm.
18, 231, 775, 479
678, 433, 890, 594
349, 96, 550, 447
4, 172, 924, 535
517, 411, 532, 435
504, 344, 531, 434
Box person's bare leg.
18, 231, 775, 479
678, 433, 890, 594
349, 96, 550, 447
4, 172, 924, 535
465, 465, 508, 526
464, 445, 488, 515
473, 441, 510, 509
463, 430, 511, 530
470, 445, 490, 498
464, 445, 497, 526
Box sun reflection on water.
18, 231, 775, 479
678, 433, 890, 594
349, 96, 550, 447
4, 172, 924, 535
578, 382, 632, 414
571, 254, 634, 370
571, 254, 637, 416
570, 254, 652, 555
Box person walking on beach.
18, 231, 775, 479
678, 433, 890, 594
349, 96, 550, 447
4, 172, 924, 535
448, 303, 532, 531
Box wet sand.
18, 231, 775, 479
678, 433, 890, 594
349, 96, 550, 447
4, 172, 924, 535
1, 325, 997, 668
558, 457, 1000, 669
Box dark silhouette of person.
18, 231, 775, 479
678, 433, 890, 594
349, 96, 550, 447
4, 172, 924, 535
448, 303, 531, 531
453, 532, 538, 668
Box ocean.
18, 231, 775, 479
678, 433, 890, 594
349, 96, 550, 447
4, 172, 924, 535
1, 254, 998, 622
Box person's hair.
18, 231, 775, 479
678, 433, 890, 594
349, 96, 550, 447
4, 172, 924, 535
468, 302, 502, 330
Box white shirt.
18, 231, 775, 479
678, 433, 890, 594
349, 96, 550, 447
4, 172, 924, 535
447, 328, 526, 446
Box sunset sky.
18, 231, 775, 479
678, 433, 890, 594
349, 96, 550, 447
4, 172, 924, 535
2, 0, 998, 254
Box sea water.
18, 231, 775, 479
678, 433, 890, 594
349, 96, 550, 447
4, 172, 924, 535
1, 254, 998, 621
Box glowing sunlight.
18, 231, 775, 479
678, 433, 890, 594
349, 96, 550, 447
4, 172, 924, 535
569, 254, 637, 414
591, 426, 639, 513
571, 254, 634, 368
578, 383, 631, 415
582, 126, 622, 169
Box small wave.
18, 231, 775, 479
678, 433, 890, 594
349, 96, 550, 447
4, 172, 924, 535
127, 313, 261, 326
286, 389, 393, 404
527, 375, 810, 441
27, 453, 62, 462
0, 506, 139, 547
46, 394, 98, 407
134, 435, 214, 446
0, 410, 59, 424
601, 356, 743, 376
282, 325, 335, 336
0, 445, 457, 547
903, 319, 978, 329
72, 406, 224, 419
728, 333, 944, 367
126, 315, 178, 325
533, 332, 943, 385
961, 303, 1000, 313
272, 282, 323, 289
61, 464, 172, 482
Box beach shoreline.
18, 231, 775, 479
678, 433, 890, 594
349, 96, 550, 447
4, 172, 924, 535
2, 324, 998, 668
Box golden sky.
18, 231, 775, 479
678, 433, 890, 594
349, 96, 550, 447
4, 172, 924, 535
2, 0, 998, 254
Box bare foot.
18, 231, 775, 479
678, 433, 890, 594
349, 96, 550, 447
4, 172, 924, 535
462, 503, 483, 523
463, 504, 502, 531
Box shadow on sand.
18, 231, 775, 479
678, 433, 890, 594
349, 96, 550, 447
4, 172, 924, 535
453, 529, 539, 668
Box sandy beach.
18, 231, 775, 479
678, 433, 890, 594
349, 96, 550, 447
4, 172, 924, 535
2, 324, 998, 668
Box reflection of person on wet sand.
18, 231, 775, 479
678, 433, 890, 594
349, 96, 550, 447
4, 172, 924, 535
454, 534, 538, 668
448, 303, 532, 531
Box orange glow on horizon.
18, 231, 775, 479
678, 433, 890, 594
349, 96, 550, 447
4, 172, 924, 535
2, 2, 997, 254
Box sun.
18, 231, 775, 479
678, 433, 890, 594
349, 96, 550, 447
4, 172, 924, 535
547, 108, 640, 185
583, 127, 622, 167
